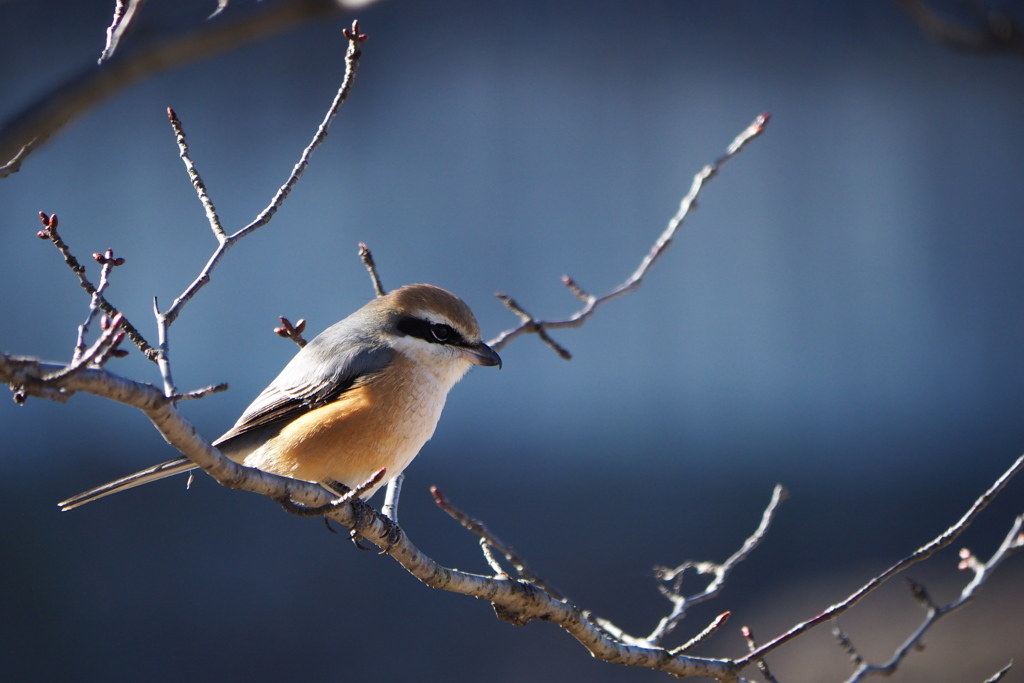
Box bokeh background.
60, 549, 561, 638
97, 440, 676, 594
1, 1, 1023, 681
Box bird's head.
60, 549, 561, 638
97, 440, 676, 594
368, 284, 501, 389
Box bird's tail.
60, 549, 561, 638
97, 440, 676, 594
58, 457, 198, 511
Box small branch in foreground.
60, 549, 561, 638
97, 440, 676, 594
431, 486, 568, 602
894, 0, 1024, 58
1, 0, 345, 177
586, 484, 785, 651
837, 514, 1023, 682
99, 0, 146, 64
359, 242, 386, 297
983, 662, 1014, 683
170, 382, 229, 402
167, 107, 225, 239
647, 484, 788, 645
36, 212, 155, 358
738, 452, 1024, 667
41, 314, 126, 384
274, 316, 308, 348
161, 21, 365, 328
486, 112, 769, 357
741, 626, 779, 683
670, 612, 731, 656
494, 294, 572, 360
71, 252, 120, 363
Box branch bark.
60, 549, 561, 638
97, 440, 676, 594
0, 0, 351, 177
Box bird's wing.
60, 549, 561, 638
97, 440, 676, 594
60, 317, 394, 511
214, 324, 394, 447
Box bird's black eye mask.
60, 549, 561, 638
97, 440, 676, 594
396, 316, 468, 347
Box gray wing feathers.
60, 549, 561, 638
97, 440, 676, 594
214, 317, 393, 448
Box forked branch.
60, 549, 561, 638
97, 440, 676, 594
487, 112, 769, 356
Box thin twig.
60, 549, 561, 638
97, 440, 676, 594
894, 0, 1024, 58
161, 21, 365, 328
41, 315, 125, 383
494, 293, 572, 359
359, 242, 386, 297
72, 260, 116, 363
1, 0, 345, 177
277, 467, 386, 517
841, 515, 1023, 682
983, 662, 1014, 683
381, 472, 404, 523
486, 112, 769, 356
670, 612, 731, 656
36, 212, 155, 358
170, 382, 229, 402
431, 486, 568, 602
738, 452, 1024, 667
153, 297, 176, 396
99, 0, 147, 64
647, 484, 788, 645
167, 107, 225, 239
274, 316, 308, 348
741, 626, 778, 683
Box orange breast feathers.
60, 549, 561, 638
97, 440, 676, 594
235, 353, 447, 494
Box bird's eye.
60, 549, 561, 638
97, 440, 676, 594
430, 323, 453, 343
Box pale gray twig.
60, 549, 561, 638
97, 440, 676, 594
170, 382, 229, 402
431, 486, 568, 602
983, 662, 1014, 683
161, 21, 365, 329
741, 626, 778, 683
359, 242, 386, 297
647, 484, 788, 645
72, 259, 116, 364
41, 314, 125, 383
839, 515, 1023, 682
487, 112, 770, 356
167, 107, 225, 239
99, 0, 147, 64
670, 612, 732, 656
738, 452, 1024, 667
381, 472, 403, 523
895, 0, 1024, 58
1, 0, 348, 177
36, 212, 154, 358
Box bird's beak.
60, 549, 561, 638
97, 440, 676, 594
462, 342, 502, 368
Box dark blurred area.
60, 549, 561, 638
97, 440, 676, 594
2, 1, 1023, 681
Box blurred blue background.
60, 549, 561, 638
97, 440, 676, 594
1, 1, 1023, 681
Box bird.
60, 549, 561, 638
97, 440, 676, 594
59, 283, 501, 511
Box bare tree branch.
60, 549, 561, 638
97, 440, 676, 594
273, 316, 308, 348
36, 212, 155, 358
741, 626, 779, 683
99, 0, 147, 64
895, 0, 1024, 58
737, 452, 1024, 666
983, 662, 1014, 683
670, 612, 732, 656
160, 20, 366, 329
647, 484, 788, 645
837, 514, 1024, 681
167, 107, 225, 239
0, 0, 352, 177
487, 112, 770, 357
432, 486, 568, 602
359, 242, 387, 297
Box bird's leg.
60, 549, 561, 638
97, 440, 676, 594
345, 495, 377, 550
381, 473, 404, 523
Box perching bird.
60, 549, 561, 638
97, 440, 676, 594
59, 284, 501, 511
